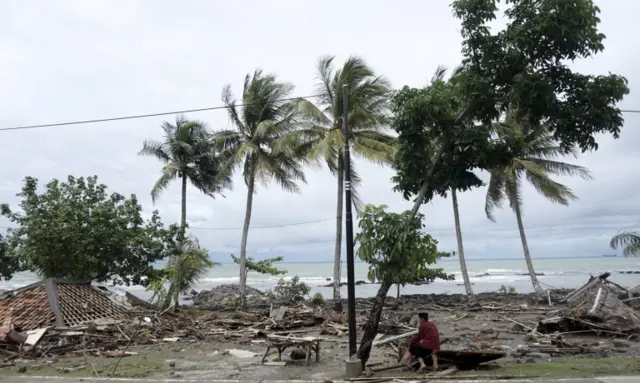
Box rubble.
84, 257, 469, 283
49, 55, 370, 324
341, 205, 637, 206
191, 284, 269, 310
539, 272, 640, 335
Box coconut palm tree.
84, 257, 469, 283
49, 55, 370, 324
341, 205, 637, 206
285, 56, 395, 302
147, 236, 218, 306
610, 231, 640, 257
216, 70, 306, 308
139, 117, 231, 308
485, 116, 593, 294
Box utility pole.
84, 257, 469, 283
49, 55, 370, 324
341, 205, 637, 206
342, 84, 357, 358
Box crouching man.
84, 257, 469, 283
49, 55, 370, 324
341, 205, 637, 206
401, 312, 440, 371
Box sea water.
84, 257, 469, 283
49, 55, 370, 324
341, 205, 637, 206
2, 257, 639, 300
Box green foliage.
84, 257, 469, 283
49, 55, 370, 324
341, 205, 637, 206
0, 233, 18, 281
139, 116, 232, 204
392, 67, 503, 205
216, 69, 307, 191
0, 176, 176, 285
451, 0, 629, 152
147, 237, 218, 305
230, 254, 286, 276
273, 276, 311, 301
610, 231, 640, 257
355, 204, 453, 286
310, 292, 325, 306
498, 285, 517, 295
485, 115, 593, 222
285, 55, 396, 209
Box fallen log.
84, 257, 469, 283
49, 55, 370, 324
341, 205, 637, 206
372, 330, 417, 347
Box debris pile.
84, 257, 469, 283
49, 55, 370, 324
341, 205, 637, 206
191, 284, 269, 310
539, 272, 640, 335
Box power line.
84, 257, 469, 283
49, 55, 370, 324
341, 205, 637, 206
1, 95, 639, 132
0, 95, 315, 132
0, 216, 335, 231
188, 217, 335, 230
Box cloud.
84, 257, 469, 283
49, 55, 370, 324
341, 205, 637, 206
0, 0, 638, 264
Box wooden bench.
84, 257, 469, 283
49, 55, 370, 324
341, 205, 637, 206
260, 335, 321, 366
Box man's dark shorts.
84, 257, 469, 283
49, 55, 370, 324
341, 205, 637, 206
409, 342, 433, 359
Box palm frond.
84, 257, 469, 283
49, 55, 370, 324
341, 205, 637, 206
139, 140, 171, 163
151, 165, 179, 203
526, 158, 593, 180
610, 231, 640, 251
485, 169, 507, 222
173, 237, 218, 294
504, 170, 523, 213
623, 243, 640, 257
518, 159, 577, 205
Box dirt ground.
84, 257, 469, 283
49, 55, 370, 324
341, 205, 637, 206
4, 290, 640, 381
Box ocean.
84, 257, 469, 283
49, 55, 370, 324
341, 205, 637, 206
2, 257, 640, 300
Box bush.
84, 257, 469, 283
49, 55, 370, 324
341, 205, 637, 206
310, 292, 325, 306
273, 276, 311, 302
498, 284, 517, 295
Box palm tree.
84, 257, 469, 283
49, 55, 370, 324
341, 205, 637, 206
485, 116, 593, 294
139, 117, 231, 308
216, 70, 306, 308
286, 56, 395, 302
147, 236, 218, 306
610, 231, 640, 257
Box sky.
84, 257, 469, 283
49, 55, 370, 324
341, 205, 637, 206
0, 0, 638, 264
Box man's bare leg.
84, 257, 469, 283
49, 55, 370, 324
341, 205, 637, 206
417, 357, 426, 372
401, 351, 413, 367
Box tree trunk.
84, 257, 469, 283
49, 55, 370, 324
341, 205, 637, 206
357, 279, 392, 368
513, 195, 544, 295
163, 174, 188, 310
396, 284, 400, 299
409, 138, 448, 218
451, 188, 473, 296
333, 159, 344, 309
239, 174, 256, 308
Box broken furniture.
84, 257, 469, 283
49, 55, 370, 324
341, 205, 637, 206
260, 335, 321, 365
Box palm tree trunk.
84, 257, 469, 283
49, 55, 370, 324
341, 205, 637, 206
332, 159, 344, 306
451, 188, 473, 296
239, 174, 256, 309
163, 174, 188, 309
513, 197, 544, 294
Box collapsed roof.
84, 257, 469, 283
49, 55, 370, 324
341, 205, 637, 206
0, 278, 128, 331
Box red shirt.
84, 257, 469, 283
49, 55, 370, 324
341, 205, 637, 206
409, 321, 440, 350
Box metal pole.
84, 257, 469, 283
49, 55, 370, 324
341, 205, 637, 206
342, 84, 357, 358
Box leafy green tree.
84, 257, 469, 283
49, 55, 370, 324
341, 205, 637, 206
392, 66, 494, 297
610, 231, 640, 257
485, 118, 592, 294
230, 254, 286, 276
286, 56, 395, 302
0, 176, 176, 285
148, 236, 218, 306
139, 116, 231, 308
216, 70, 306, 308
0, 233, 18, 281
400, 0, 629, 219
355, 204, 452, 367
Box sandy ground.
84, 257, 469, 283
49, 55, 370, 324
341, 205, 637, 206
4, 291, 640, 381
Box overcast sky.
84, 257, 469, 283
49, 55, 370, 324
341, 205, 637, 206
0, 1, 638, 264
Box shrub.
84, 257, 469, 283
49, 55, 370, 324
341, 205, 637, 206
273, 276, 311, 302
310, 292, 325, 306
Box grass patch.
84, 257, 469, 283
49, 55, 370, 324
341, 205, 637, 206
3, 355, 166, 378
459, 357, 640, 378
